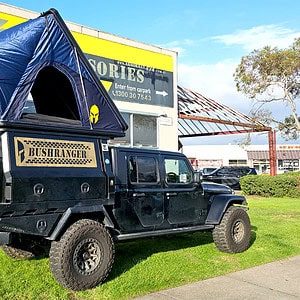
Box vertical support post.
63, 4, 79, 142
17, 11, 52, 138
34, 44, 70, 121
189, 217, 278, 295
268, 130, 277, 176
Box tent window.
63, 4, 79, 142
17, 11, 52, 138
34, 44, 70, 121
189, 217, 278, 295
30, 66, 80, 120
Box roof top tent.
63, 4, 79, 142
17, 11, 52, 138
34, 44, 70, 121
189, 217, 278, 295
0, 8, 128, 138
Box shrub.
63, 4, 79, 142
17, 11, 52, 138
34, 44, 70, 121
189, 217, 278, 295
240, 173, 300, 197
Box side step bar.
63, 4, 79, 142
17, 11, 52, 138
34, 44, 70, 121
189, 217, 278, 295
114, 224, 214, 241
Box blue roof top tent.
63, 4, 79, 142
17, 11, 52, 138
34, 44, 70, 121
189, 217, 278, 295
0, 9, 128, 137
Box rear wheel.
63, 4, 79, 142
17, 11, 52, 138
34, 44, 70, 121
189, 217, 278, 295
49, 219, 114, 291
212, 206, 251, 253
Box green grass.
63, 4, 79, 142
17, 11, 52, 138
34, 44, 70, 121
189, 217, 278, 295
0, 197, 299, 300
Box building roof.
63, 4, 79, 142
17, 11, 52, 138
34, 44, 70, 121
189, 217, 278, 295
248, 150, 300, 160
177, 86, 271, 137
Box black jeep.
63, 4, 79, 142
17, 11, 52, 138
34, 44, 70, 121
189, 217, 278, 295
0, 9, 252, 291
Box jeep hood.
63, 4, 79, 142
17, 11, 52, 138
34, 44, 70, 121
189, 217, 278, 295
202, 181, 233, 194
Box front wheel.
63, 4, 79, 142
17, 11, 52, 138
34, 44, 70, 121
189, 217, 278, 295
212, 206, 251, 253
49, 219, 115, 291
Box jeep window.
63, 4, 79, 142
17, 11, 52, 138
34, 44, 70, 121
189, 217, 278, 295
165, 158, 192, 184
128, 156, 158, 183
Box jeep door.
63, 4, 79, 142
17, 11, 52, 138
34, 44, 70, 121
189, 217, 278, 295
163, 155, 207, 225
127, 154, 164, 227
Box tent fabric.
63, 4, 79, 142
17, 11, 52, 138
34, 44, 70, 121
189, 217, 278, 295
0, 9, 128, 137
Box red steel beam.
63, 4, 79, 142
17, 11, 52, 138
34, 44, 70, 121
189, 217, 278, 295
268, 130, 277, 176
178, 113, 271, 132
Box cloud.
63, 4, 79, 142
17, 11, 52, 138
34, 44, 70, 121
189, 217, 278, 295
212, 24, 300, 51
177, 60, 289, 119
178, 60, 252, 113
160, 39, 197, 57
177, 24, 300, 117
162, 24, 300, 62
178, 60, 290, 146
176, 24, 299, 145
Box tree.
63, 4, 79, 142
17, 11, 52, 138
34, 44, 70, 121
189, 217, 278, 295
234, 38, 300, 140
278, 115, 300, 140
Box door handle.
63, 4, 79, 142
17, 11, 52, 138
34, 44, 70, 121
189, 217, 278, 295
166, 192, 177, 196
133, 193, 146, 197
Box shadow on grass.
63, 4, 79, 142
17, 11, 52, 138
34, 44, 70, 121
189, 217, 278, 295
24, 226, 257, 285
250, 227, 257, 248
108, 231, 213, 282
108, 226, 257, 282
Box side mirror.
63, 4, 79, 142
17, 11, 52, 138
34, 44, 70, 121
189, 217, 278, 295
193, 171, 202, 183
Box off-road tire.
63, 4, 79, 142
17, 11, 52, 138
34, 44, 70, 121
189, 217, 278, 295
212, 206, 251, 253
1, 245, 35, 259
49, 219, 115, 291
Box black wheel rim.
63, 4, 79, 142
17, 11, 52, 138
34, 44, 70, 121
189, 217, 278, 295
231, 220, 245, 243
73, 238, 102, 275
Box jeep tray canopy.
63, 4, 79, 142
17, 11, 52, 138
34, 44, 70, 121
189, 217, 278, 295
0, 9, 128, 137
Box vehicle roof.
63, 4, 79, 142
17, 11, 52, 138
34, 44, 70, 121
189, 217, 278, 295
110, 146, 187, 158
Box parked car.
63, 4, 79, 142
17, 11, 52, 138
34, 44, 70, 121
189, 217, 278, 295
199, 167, 217, 175
202, 166, 257, 190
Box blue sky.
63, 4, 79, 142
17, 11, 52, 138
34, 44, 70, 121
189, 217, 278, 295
3, 1, 299, 63
2, 0, 300, 144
